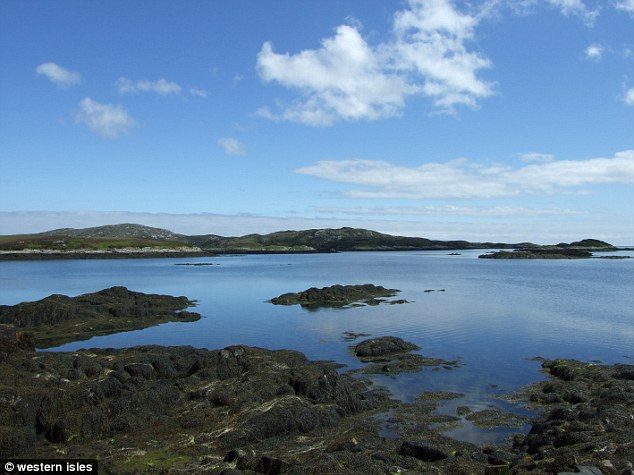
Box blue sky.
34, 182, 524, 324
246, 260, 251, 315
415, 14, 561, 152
1, 0, 633, 243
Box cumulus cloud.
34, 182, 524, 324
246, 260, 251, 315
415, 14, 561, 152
257, 25, 417, 126
295, 150, 634, 199
616, 0, 634, 16
390, 0, 494, 110
116, 77, 181, 95
75, 97, 136, 138
256, 0, 493, 125
313, 204, 584, 217
547, 0, 599, 25
624, 87, 634, 106
189, 87, 208, 98
218, 137, 246, 156
585, 43, 604, 60
35, 62, 81, 87
519, 152, 556, 162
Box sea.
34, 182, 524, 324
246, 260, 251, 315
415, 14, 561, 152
1, 249, 633, 444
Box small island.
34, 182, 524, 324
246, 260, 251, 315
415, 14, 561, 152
0, 286, 200, 348
479, 239, 622, 259
270, 283, 405, 308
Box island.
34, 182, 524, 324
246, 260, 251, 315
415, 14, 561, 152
0, 223, 519, 259
270, 283, 406, 308
479, 239, 622, 259
0, 286, 200, 348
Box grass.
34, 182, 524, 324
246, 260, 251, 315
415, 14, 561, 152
0, 235, 192, 251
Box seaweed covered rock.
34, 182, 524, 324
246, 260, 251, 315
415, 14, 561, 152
0, 287, 200, 348
0, 343, 392, 472
512, 359, 634, 473
354, 336, 420, 358
270, 283, 403, 308
352, 336, 460, 375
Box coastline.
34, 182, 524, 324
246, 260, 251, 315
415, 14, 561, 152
1, 328, 631, 474
0, 286, 632, 473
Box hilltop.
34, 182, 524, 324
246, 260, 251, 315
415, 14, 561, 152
0, 224, 199, 258
0, 223, 619, 259
195, 226, 513, 253
39, 223, 186, 241
0, 224, 516, 258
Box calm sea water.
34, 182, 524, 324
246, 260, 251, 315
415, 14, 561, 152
1, 250, 632, 443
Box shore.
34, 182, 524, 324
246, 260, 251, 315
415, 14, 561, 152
1, 334, 632, 474
0, 289, 632, 474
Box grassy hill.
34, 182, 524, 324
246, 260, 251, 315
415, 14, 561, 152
39, 223, 185, 240
0, 224, 193, 252
197, 227, 510, 252
4, 223, 613, 256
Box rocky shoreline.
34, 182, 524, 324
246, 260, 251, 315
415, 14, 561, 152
0, 289, 632, 474
0, 287, 200, 348
1, 332, 632, 474
0, 248, 216, 261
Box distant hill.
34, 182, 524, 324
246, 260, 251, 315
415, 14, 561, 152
0, 224, 194, 254
4, 223, 616, 257
39, 223, 185, 241
481, 238, 618, 259
197, 227, 512, 252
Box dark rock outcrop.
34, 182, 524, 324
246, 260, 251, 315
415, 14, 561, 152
480, 249, 594, 259
0, 287, 200, 348
354, 336, 420, 358
1, 324, 632, 473
512, 359, 634, 473
0, 340, 394, 472
270, 284, 403, 308
352, 336, 461, 375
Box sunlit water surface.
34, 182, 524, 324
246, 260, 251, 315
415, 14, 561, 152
1, 250, 632, 444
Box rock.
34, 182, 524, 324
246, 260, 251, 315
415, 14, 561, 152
270, 284, 402, 308
124, 363, 156, 379
352, 336, 460, 375
0, 287, 201, 348
354, 336, 420, 358
485, 465, 511, 475
513, 359, 634, 473
558, 466, 603, 475
479, 249, 595, 259
0, 343, 391, 469
399, 441, 449, 462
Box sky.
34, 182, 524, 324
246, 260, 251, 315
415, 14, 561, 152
1, 0, 633, 244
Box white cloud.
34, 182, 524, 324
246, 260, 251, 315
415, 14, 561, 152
585, 43, 604, 60
35, 62, 81, 87
116, 77, 181, 95
75, 97, 136, 138
615, 0, 634, 15
391, 0, 494, 110
256, 0, 493, 125
519, 152, 556, 162
295, 150, 634, 199
624, 87, 634, 105
218, 137, 246, 156
189, 87, 208, 98
313, 204, 584, 217
547, 0, 599, 25
257, 25, 417, 126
